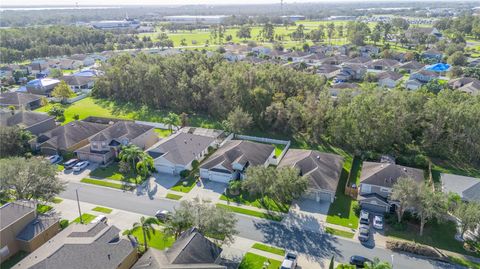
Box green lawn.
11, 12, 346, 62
1, 251, 28, 269
166, 193, 183, 200
170, 176, 197, 193
154, 128, 172, 138
238, 252, 282, 269
449, 256, 480, 269
251, 243, 285, 256
71, 213, 97, 224
52, 197, 63, 204
216, 203, 283, 221
36, 204, 53, 214
326, 154, 359, 229
90, 163, 138, 184
92, 206, 113, 214
347, 156, 362, 187
220, 190, 290, 213
131, 227, 175, 250
56, 164, 64, 172
81, 178, 134, 191
274, 144, 286, 158
431, 159, 480, 183
386, 219, 479, 257
325, 227, 355, 239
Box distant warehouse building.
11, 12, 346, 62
163, 15, 228, 24
281, 15, 306, 22
91, 17, 140, 30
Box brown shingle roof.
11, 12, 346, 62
360, 162, 424, 188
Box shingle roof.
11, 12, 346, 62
360, 162, 424, 188
89, 121, 153, 143
367, 59, 400, 68
278, 149, 344, 192
377, 71, 403, 81
441, 173, 480, 202
39, 121, 108, 150
0, 202, 35, 230
0, 92, 43, 107
61, 75, 95, 86
200, 140, 274, 172
1, 111, 54, 129
458, 80, 480, 95
148, 132, 214, 166
398, 60, 425, 70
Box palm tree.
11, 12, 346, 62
119, 144, 143, 172
136, 153, 154, 184
164, 112, 180, 133
132, 216, 159, 251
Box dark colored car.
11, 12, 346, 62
349, 255, 370, 268
358, 224, 370, 242
63, 159, 79, 170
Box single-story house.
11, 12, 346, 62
199, 140, 275, 183
377, 71, 404, 88
441, 173, 480, 203
396, 60, 425, 74
358, 161, 424, 213
75, 121, 158, 164
61, 75, 95, 92
320, 55, 350, 65
147, 132, 216, 175
422, 49, 443, 61
36, 120, 108, 155
58, 59, 83, 70
448, 77, 480, 95
68, 54, 95, 67
0, 110, 56, 136
359, 45, 380, 57
316, 65, 341, 79
367, 59, 400, 72
336, 63, 367, 81
409, 70, 439, 83
25, 78, 60, 96
405, 78, 424, 91
13, 222, 137, 269
0, 202, 60, 264
0, 92, 43, 110
278, 149, 344, 203
131, 228, 225, 269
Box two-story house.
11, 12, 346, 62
336, 63, 367, 82
358, 161, 424, 213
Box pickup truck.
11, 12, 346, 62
280, 252, 297, 269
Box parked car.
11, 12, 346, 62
280, 252, 298, 269
47, 154, 63, 164
63, 159, 79, 170
73, 161, 89, 172
358, 224, 370, 242
349, 255, 370, 268
360, 210, 370, 225
91, 215, 107, 224
373, 215, 384, 230
155, 210, 171, 222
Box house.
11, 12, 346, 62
58, 59, 83, 70
224, 44, 250, 55
359, 45, 380, 57
367, 59, 400, 72
223, 52, 245, 62
36, 120, 109, 155
441, 174, 480, 203
377, 71, 404, 88
409, 70, 439, 83
283, 51, 312, 62
0, 110, 56, 136
75, 121, 158, 164
406, 27, 442, 43
278, 149, 344, 203
396, 60, 425, 74
28, 62, 50, 78
329, 83, 360, 97
0, 92, 43, 110
422, 49, 443, 61
13, 222, 137, 269
68, 54, 95, 67
25, 78, 60, 96
132, 228, 225, 269
320, 55, 350, 65
199, 140, 275, 183
336, 64, 367, 82
61, 75, 95, 92
358, 161, 424, 213
147, 132, 216, 175
405, 78, 424, 90
316, 65, 341, 79
251, 46, 272, 56
0, 202, 60, 264
345, 56, 371, 64
457, 80, 480, 95
304, 53, 326, 64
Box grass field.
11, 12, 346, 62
238, 252, 282, 269
36, 204, 53, 214
90, 163, 138, 184
216, 203, 283, 221
251, 243, 285, 256
166, 193, 183, 200
325, 227, 355, 239
449, 256, 480, 269
71, 213, 97, 224
170, 176, 197, 193
131, 227, 175, 250
220, 191, 290, 213
92, 206, 113, 214
81, 178, 134, 191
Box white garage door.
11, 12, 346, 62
156, 164, 175, 175
209, 171, 232, 183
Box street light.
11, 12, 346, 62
391, 254, 394, 268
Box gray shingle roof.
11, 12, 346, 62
0, 202, 35, 230
148, 132, 215, 166
360, 162, 424, 188
441, 173, 480, 202
39, 121, 108, 150
89, 121, 153, 142
199, 140, 274, 172
0, 111, 54, 129
0, 92, 43, 106
278, 149, 344, 192
377, 71, 403, 81
61, 75, 95, 86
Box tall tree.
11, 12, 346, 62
260, 22, 275, 42
164, 112, 181, 133
0, 126, 33, 158
271, 167, 308, 204
391, 177, 420, 223
119, 144, 144, 173
242, 166, 275, 202
132, 216, 159, 251
454, 202, 480, 239
52, 80, 74, 104
222, 107, 253, 134
415, 183, 448, 236
236, 25, 252, 40
327, 23, 335, 45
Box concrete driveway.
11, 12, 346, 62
183, 179, 227, 202
282, 198, 330, 234
136, 172, 181, 199
58, 162, 99, 183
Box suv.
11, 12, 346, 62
47, 155, 63, 164
91, 215, 107, 224
349, 255, 370, 268
73, 161, 89, 172
63, 159, 79, 170
360, 210, 370, 225
358, 224, 370, 242
373, 215, 384, 230
280, 253, 297, 269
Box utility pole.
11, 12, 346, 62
76, 189, 83, 224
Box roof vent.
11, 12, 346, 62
184, 140, 187, 144
403, 167, 407, 172
316, 156, 320, 159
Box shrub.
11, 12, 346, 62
191, 160, 199, 170
60, 219, 69, 229
386, 240, 441, 258
179, 170, 190, 178
228, 180, 242, 196
353, 203, 361, 217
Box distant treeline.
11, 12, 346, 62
93, 52, 480, 166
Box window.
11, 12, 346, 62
380, 187, 391, 193
361, 184, 371, 193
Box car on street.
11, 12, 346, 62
91, 215, 107, 224
155, 210, 171, 222
47, 154, 63, 164
358, 224, 370, 242
280, 252, 297, 269
63, 159, 79, 170
349, 255, 370, 268
360, 210, 370, 225
373, 215, 384, 230
73, 161, 89, 172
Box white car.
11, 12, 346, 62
373, 215, 384, 230
360, 210, 370, 225
155, 210, 171, 222
91, 215, 107, 224
73, 161, 89, 172
47, 155, 62, 164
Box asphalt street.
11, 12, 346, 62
60, 182, 460, 269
